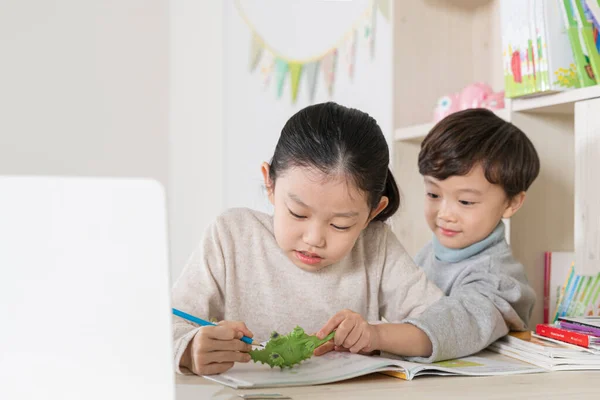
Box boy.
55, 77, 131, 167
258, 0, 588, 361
403, 108, 539, 362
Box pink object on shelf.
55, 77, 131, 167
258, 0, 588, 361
433, 93, 460, 124
433, 82, 505, 123
482, 90, 505, 110
459, 82, 493, 110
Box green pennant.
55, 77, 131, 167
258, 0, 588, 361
274, 58, 289, 99
289, 63, 303, 103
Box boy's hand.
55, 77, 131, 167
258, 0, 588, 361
315, 309, 380, 354
181, 320, 253, 376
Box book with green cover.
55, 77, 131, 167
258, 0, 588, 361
560, 0, 598, 86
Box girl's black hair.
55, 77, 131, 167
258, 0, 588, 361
268, 102, 400, 222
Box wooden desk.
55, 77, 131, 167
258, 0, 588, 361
176, 370, 599, 399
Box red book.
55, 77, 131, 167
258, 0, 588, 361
536, 324, 594, 348
543, 252, 551, 323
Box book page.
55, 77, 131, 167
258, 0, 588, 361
204, 351, 544, 389
204, 352, 405, 389
412, 355, 544, 377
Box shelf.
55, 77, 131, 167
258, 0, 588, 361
511, 85, 600, 114
394, 85, 600, 144
394, 108, 510, 143
394, 122, 435, 143
394, 85, 600, 142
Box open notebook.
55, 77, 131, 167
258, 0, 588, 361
204, 350, 544, 389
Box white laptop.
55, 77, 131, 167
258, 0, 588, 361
0, 177, 174, 400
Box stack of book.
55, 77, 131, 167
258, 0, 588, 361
543, 251, 600, 323
537, 317, 600, 350
501, 0, 600, 98
489, 317, 600, 370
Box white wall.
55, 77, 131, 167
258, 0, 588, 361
169, 1, 223, 281
222, 0, 393, 212
0, 0, 169, 183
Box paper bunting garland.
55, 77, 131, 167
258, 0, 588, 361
344, 30, 357, 79
364, 2, 376, 58
236, 0, 390, 103
274, 58, 289, 99
322, 50, 338, 97
259, 51, 275, 87
249, 33, 263, 72
375, 0, 390, 21
289, 63, 303, 102
304, 61, 320, 103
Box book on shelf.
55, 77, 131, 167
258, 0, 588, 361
544, 253, 600, 322
501, 0, 600, 98
203, 351, 543, 389
543, 251, 575, 323
557, 271, 600, 320
488, 332, 600, 371
559, 0, 600, 87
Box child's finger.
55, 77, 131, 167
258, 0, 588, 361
218, 320, 254, 338
208, 325, 242, 341
194, 362, 234, 376
349, 334, 370, 354
201, 350, 252, 364
212, 339, 253, 353
313, 340, 334, 356
333, 318, 357, 346
342, 323, 362, 349
317, 311, 348, 339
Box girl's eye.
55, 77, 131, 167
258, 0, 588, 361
331, 224, 351, 231
459, 200, 475, 206
288, 209, 306, 219
427, 193, 439, 199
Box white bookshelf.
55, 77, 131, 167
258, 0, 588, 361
391, 0, 600, 328
393, 122, 435, 143
511, 85, 600, 114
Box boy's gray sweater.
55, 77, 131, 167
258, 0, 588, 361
402, 222, 536, 362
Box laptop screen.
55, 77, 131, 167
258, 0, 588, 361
0, 177, 174, 400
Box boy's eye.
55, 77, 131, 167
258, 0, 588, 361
426, 193, 439, 199
459, 200, 475, 206
288, 209, 307, 219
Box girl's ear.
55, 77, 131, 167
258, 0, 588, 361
366, 196, 389, 226
261, 162, 275, 205
502, 191, 526, 219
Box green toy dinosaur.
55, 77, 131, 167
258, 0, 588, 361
249, 326, 335, 369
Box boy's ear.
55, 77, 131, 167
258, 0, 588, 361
261, 162, 275, 205
502, 191, 526, 219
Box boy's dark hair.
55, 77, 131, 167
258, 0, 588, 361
269, 102, 399, 222
418, 108, 540, 198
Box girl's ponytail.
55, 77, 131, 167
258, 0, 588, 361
373, 168, 400, 222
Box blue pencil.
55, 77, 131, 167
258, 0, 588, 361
172, 308, 256, 345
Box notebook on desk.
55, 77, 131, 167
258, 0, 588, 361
0, 176, 175, 400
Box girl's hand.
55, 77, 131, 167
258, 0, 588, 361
181, 320, 254, 375
315, 309, 380, 354
313, 340, 335, 356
